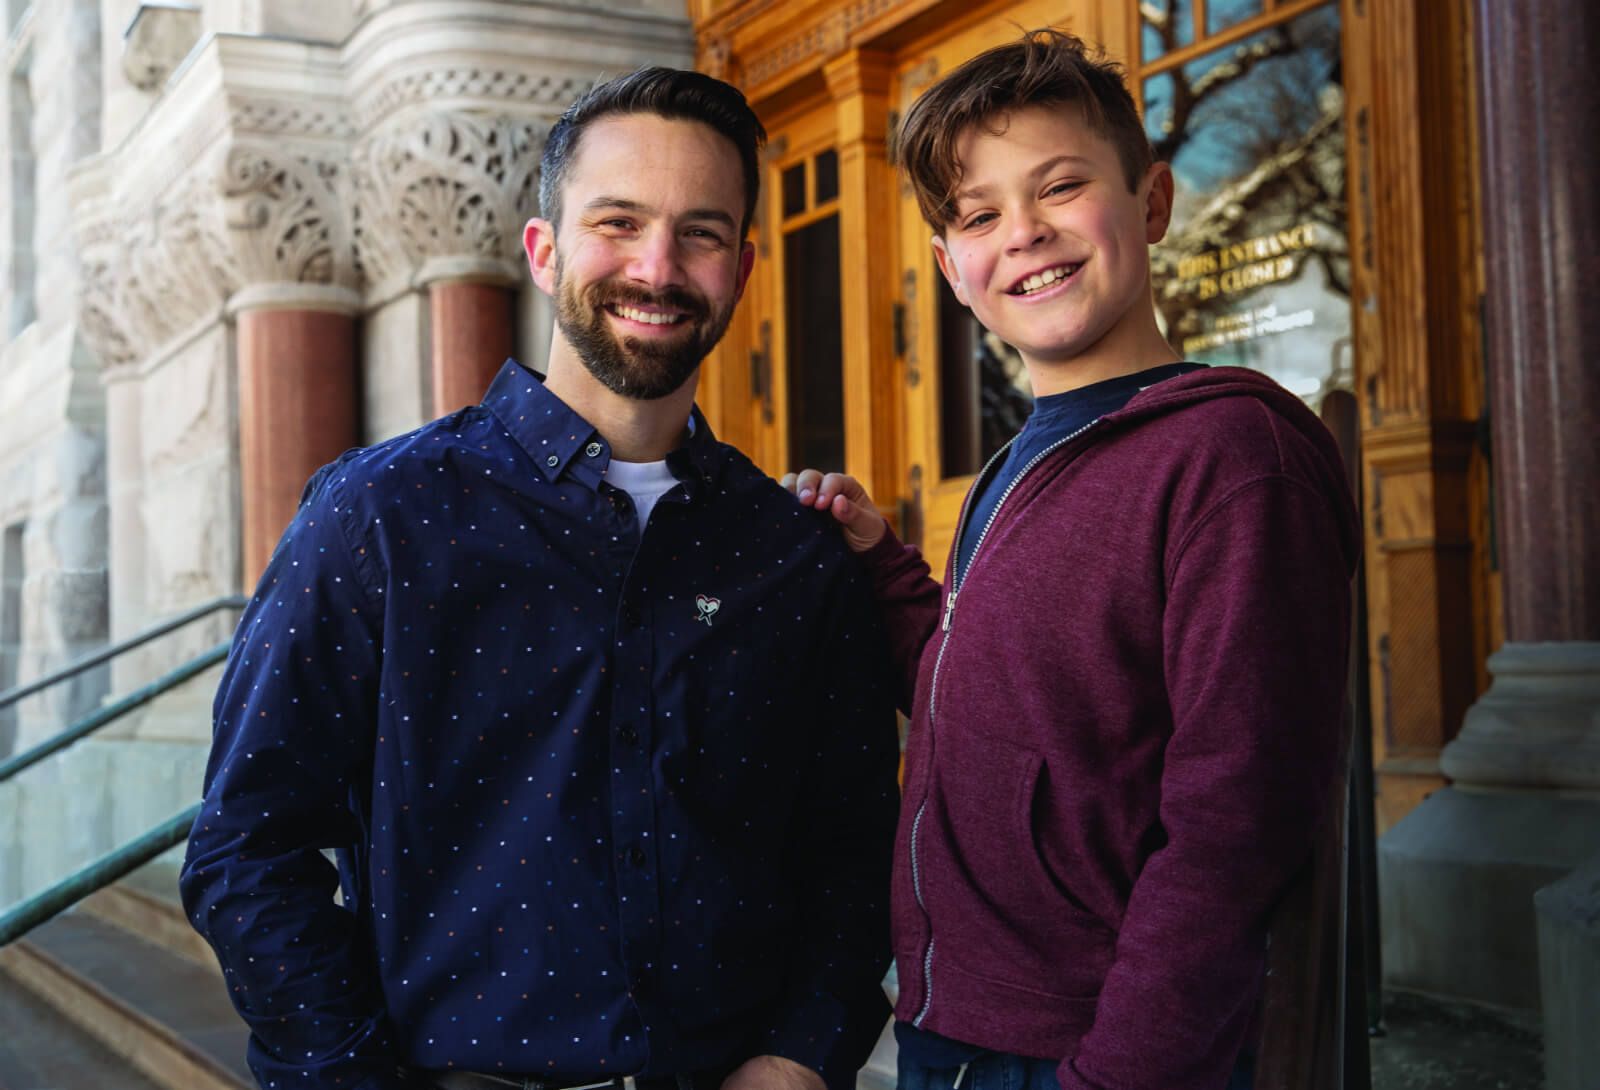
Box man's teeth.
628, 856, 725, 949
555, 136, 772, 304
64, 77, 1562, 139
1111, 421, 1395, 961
614, 305, 683, 325
1014, 265, 1078, 295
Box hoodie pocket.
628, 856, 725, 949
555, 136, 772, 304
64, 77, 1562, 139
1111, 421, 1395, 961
929, 735, 1113, 997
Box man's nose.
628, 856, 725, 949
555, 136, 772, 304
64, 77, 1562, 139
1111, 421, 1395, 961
626, 227, 686, 291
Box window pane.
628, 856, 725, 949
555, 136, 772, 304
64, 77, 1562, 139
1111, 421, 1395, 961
937, 275, 1033, 479
1146, 3, 1350, 405
781, 162, 807, 219
814, 148, 839, 205
1141, 0, 1195, 63
1207, 0, 1265, 36
1143, 71, 1175, 150
783, 216, 846, 471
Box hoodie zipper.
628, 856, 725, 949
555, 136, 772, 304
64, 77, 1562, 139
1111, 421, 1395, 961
910, 418, 1100, 1027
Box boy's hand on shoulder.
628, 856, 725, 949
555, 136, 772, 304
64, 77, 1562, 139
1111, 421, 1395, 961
779, 469, 887, 552
720, 1055, 826, 1090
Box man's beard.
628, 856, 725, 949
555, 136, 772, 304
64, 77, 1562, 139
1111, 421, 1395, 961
554, 262, 736, 401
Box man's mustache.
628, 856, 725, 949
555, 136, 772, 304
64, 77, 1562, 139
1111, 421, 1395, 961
585, 281, 710, 322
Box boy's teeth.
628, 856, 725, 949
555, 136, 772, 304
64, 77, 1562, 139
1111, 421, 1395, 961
615, 305, 681, 325
1016, 265, 1076, 295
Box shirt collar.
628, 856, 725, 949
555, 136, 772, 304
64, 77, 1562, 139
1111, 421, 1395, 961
481, 358, 723, 494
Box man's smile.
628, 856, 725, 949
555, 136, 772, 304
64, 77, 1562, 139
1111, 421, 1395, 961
606, 302, 690, 327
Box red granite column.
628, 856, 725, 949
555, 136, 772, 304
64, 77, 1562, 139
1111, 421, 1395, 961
1438, 0, 1600, 791
236, 302, 359, 584
429, 279, 517, 414
1474, 1, 1600, 646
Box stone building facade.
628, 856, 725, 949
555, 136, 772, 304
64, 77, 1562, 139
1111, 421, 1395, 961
1, 0, 690, 903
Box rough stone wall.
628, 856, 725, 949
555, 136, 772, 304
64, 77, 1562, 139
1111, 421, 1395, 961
0, 0, 109, 759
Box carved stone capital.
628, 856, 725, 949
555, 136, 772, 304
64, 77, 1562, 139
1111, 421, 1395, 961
219, 142, 359, 293
352, 111, 544, 296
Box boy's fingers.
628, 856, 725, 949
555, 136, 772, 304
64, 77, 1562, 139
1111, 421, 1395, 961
778, 472, 799, 494
789, 468, 827, 505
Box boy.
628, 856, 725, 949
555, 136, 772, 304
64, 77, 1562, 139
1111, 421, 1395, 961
785, 29, 1358, 1090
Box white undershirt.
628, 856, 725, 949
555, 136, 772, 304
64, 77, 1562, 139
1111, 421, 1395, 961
604, 457, 679, 528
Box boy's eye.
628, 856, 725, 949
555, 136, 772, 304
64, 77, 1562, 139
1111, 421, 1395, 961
962, 211, 997, 230
1044, 181, 1083, 198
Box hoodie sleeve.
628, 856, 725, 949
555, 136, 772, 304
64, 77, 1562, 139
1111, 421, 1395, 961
856, 528, 944, 716
1061, 472, 1353, 1090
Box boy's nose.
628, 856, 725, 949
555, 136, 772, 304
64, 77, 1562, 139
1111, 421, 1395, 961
1004, 214, 1054, 253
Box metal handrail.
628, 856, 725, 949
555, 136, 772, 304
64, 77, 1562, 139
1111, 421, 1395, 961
0, 643, 229, 784
0, 595, 245, 713
0, 802, 200, 947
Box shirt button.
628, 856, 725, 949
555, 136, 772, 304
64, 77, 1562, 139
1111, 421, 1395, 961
622, 606, 641, 628
585, 441, 603, 458
618, 725, 640, 746
545, 454, 559, 468
623, 845, 646, 867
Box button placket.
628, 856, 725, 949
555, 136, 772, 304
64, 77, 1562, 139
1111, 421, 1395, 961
609, 569, 658, 977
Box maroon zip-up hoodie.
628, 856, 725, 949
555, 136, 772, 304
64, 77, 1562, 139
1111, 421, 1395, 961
860, 368, 1360, 1090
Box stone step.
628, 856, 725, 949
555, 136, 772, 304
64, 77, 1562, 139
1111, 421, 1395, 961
0, 972, 169, 1090
0, 911, 250, 1090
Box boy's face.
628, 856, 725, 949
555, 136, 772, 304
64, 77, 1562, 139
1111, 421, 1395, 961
931, 105, 1173, 379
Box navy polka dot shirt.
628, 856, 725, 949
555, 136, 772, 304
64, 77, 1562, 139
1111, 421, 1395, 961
181, 360, 901, 1090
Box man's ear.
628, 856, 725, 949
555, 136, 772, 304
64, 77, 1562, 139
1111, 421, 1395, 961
1142, 162, 1176, 245
524, 217, 558, 296
931, 233, 971, 308
732, 240, 756, 304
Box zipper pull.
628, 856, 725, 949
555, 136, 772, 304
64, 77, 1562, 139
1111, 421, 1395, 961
942, 589, 957, 631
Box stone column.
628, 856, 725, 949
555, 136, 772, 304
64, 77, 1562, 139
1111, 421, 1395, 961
353, 112, 542, 418
231, 286, 360, 583
1378, 0, 1600, 1018
218, 143, 362, 584
1438, 0, 1600, 786
419, 259, 519, 415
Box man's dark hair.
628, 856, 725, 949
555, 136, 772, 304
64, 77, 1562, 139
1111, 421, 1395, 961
539, 67, 767, 238
897, 29, 1154, 230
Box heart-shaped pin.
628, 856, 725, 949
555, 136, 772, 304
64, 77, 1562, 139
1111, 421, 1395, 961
695, 595, 721, 617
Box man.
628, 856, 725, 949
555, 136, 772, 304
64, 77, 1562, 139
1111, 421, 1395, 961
182, 68, 900, 1090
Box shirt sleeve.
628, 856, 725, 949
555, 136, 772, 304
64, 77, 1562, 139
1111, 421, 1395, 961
757, 555, 903, 1090
857, 528, 943, 716
1061, 475, 1352, 1090
180, 467, 408, 1090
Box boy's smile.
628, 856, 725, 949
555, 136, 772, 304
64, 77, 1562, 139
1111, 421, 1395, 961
931, 105, 1178, 394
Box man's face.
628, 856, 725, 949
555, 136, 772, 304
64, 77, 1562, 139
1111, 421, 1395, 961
529, 113, 754, 401
931, 105, 1171, 372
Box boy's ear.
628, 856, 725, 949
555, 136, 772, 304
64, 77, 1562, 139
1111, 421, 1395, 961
524, 217, 558, 296
931, 233, 971, 308
1142, 162, 1176, 245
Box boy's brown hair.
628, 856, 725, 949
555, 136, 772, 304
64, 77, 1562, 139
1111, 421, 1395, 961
897, 28, 1154, 229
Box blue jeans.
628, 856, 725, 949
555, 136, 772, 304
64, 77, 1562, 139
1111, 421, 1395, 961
896, 1049, 1255, 1090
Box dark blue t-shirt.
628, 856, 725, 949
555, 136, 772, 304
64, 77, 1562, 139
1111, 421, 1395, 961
953, 362, 1205, 584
